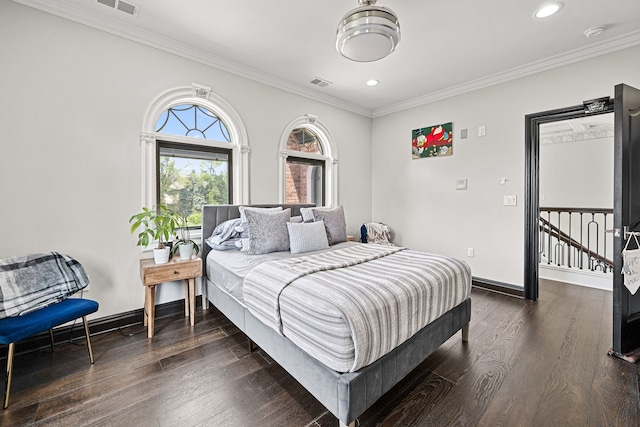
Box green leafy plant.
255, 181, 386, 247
129, 205, 181, 249
172, 216, 200, 256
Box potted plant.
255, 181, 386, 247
129, 205, 181, 264
172, 216, 199, 260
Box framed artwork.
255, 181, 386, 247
412, 122, 453, 159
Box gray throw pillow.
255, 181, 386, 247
244, 208, 291, 255
239, 206, 283, 223
300, 207, 315, 223
312, 205, 347, 245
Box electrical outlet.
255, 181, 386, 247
455, 178, 468, 190
467, 248, 474, 257
478, 125, 486, 137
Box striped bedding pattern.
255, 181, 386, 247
243, 244, 471, 372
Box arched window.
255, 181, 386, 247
279, 115, 338, 207
155, 104, 231, 141
140, 84, 249, 232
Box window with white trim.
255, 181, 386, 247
285, 129, 325, 206
155, 104, 232, 227
278, 115, 338, 207
140, 84, 249, 236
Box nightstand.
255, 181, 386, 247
139, 256, 202, 338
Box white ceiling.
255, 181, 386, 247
14, 0, 640, 117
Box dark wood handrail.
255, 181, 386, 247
540, 207, 613, 215
539, 217, 613, 269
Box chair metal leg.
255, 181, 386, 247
49, 329, 55, 352
4, 343, 15, 409
82, 316, 94, 364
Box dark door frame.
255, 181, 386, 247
524, 102, 614, 300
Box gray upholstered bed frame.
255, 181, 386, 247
201, 204, 471, 427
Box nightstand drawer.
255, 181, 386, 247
140, 258, 202, 286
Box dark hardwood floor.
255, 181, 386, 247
1, 279, 638, 426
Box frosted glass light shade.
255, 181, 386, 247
336, 4, 400, 62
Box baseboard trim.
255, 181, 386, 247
472, 277, 524, 298
2, 296, 202, 359
7, 278, 521, 357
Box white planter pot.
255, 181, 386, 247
178, 243, 193, 260
153, 247, 171, 264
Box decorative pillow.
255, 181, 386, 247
287, 220, 329, 254
244, 208, 291, 255
235, 222, 249, 238
290, 215, 303, 224
312, 205, 347, 245
238, 238, 250, 252
239, 206, 282, 223
300, 207, 315, 223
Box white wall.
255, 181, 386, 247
371, 45, 640, 286
0, 2, 372, 318
540, 132, 613, 209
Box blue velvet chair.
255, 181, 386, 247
0, 298, 99, 408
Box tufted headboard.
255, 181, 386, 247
201, 204, 315, 276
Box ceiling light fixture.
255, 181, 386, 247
534, 2, 563, 19
366, 79, 379, 86
336, 0, 401, 62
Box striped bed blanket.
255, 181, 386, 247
243, 244, 471, 372
0, 252, 90, 319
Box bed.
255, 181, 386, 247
201, 204, 471, 427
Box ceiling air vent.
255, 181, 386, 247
97, 0, 116, 7
96, 0, 140, 17
310, 77, 332, 88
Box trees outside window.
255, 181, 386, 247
157, 141, 230, 227
154, 103, 232, 227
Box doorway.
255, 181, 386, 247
524, 101, 614, 300
538, 114, 614, 289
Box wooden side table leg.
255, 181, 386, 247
146, 285, 155, 338
143, 288, 148, 327
184, 281, 189, 317
188, 277, 195, 326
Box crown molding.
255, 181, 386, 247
12, 0, 374, 118
373, 30, 640, 118
13, 1, 640, 120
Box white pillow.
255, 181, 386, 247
287, 220, 329, 254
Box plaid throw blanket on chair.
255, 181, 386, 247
0, 252, 90, 319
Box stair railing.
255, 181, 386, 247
539, 207, 613, 273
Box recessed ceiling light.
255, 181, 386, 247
534, 2, 563, 19
366, 79, 379, 86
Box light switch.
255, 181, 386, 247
503, 195, 517, 206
